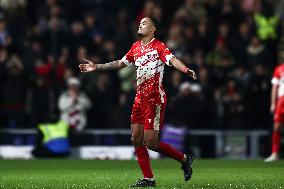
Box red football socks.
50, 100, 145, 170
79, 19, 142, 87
135, 145, 154, 179
157, 142, 184, 162
272, 131, 281, 153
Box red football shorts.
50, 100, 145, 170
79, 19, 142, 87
130, 102, 166, 130
274, 97, 284, 123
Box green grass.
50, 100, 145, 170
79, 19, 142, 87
0, 159, 283, 189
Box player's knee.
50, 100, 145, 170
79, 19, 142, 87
131, 136, 143, 147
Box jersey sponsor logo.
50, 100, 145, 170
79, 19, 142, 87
135, 50, 159, 66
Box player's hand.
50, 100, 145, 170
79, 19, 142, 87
187, 69, 197, 80
79, 59, 97, 72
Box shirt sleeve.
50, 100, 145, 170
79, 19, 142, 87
122, 43, 135, 66
272, 66, 280, 85
158, 42, 175, 66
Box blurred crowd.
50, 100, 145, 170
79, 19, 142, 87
0, 0, 283, 131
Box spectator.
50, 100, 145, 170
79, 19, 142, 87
168, 82, 205, 128
181, 0, 206, 23
88, 73, 117, 128
223, 79, 247, 129
166, 23, 185, 57
58, 77, 91, 132
165, 70, 183, 102
68, 21, 88, 54
195, 18, 214, 54
245, 36, 270, 70
248, 64, 270, 129
32, 120, 70, 158
253, 1, 281, 67
231, 21, 251, 64
206, 38, 235, 69
27, 76, 55, 127
0, 19, 11, 47
0, 54, 28, 128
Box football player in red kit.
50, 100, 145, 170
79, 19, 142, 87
79, 17, 197, 187
265, 63, 284, 162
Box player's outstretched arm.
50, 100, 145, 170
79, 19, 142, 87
79, 59, 127, 72
170, 57, 197, 80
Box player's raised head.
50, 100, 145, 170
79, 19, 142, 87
138, 17, 160, 37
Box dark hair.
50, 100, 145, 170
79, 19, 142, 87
148, 17, 160, 31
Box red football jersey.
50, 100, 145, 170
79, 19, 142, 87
272, 64, 284, 98
122, 38, 174, 106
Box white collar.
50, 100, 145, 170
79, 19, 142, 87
141, 38, 155, 46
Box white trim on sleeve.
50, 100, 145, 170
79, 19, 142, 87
272, 78, 279, 85
165, 54, 174, 66
121, 56, 133, 66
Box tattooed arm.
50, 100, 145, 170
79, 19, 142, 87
79, 59, 127, 72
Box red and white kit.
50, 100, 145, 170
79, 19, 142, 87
272, 64, 284, 123
122, 38, 174, 130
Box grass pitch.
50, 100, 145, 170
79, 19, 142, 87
0, 159, 283, 189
